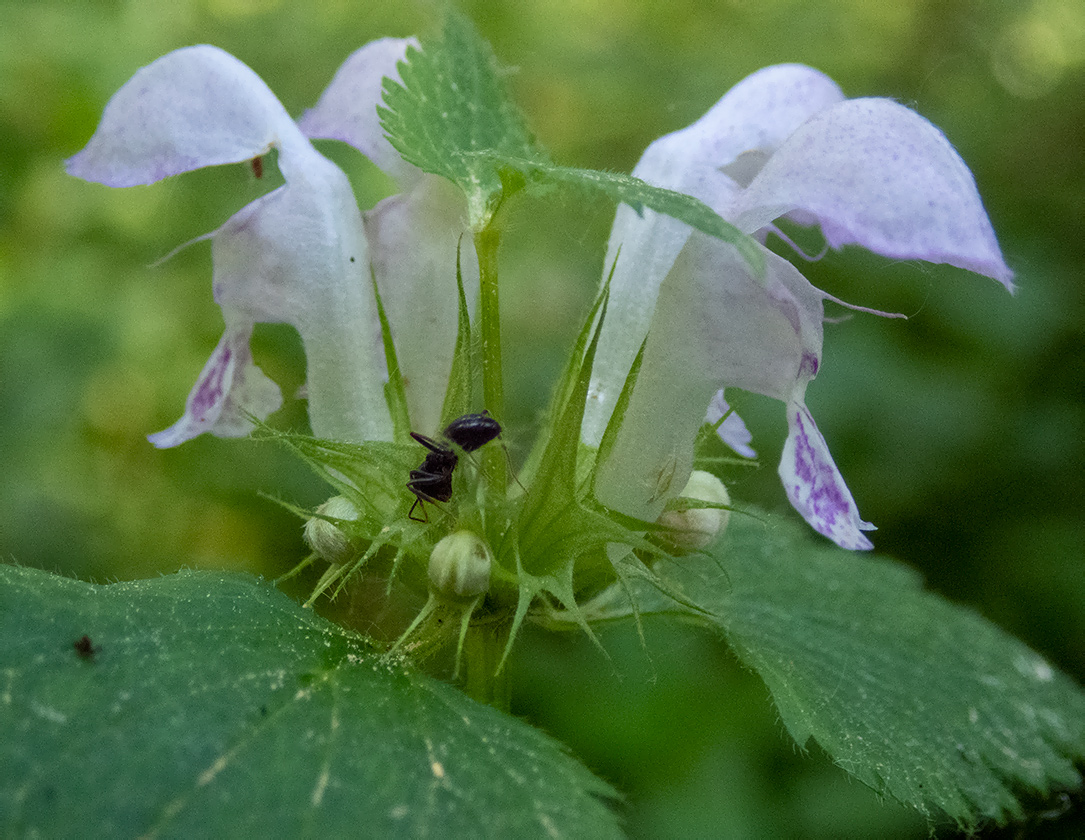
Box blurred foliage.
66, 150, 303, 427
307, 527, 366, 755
1, 0, 1082, 836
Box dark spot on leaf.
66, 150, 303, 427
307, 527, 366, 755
73, 635, 98, 660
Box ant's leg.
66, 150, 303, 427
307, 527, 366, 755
503, 443, 527, 493
453, 436, 525, 494
410, 432, 445, 454
408, 497, 428, 523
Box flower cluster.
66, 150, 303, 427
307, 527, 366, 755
68, 44, 1011, 561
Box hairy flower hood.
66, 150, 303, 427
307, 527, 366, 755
586, 64, 1013, 550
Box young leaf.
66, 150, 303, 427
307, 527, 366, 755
379, 10, 541, 227
618, 513, 1085, 830
0, 564, 622, 838
515, 281, 614, 575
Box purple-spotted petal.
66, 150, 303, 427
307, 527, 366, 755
65, 45, 303, 187
298, 37, 420, 185
148, 325, 281, 449
780, 401, 875, 550
364, 175, 478, 434
706, 391, 757, 459
732, 98, 1014, 290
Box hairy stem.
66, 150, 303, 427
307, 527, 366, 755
474, 225, 507, 490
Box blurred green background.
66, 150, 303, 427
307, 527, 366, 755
2, 0, 1082, 836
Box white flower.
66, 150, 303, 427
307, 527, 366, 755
586, 64, 1013, 550
67, 41, 475, 446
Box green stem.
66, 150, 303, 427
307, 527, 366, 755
461, 617, 512, 712
474, 225, 507, 490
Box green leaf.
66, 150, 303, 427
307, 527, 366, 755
516, 279, 614, 578
0, 565, 622, 838
486, 156, 765, 276
518, 275, 611, 490
371, 272, 412, 443
621, 513, 1085, 829
438, 240, 479, 428
262, 430, 412, 526
589, 335, 646, 500
379, 10, 541, 227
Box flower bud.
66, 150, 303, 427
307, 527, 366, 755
428, 531, 492, 600
656, 470, 731, 554
303, 496, 359, 564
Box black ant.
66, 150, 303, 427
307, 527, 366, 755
407, 411, 502, 522
407, 438, 458, 520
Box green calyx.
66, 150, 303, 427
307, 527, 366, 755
271, 269, 696, 685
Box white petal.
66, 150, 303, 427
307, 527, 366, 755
65, 45, 303, 187
632, 64, 845, 201
679, 63, 845, 182
594, 234, 826, 521
780, 401, 875, 550
211, 169, 392, 443
732, 98, 1014, 289
148, 324, 281, 448
682, 234, 825, 401
591, 248, 711, 521
706, 391, 757, 459
364, 175, 477, 434
298, 37, 420, 185
583, 204, 701, 445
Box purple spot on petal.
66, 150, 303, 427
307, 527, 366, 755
792, 410, 849, 522
782, 405, 873, 550
191, 345, 231, 420
799, 351, 819, 378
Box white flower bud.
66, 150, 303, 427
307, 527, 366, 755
303, 496, 359, 564
657, 470, 731, 554
428, 531, 492, 600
